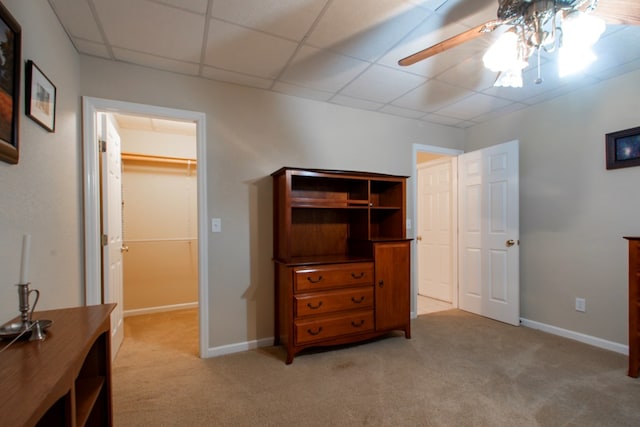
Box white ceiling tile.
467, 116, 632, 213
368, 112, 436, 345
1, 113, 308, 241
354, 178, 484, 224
73, 39, 111, 59
435, 92, 512, 120
433, 0, 498, 28
588, 58, 640, 81
392, 79, 470, 112
152, 0, 208, 14
113, 48, 200, 76
422, 112, 467, 126
331, 95, 384, 111
588, 27, 640, 76
307, 0, 432, 61
49, 0, 103, 42
201, 66, 273, 89
280, 45, 371, 92
205, 19, 298, 78
434, 53, 497, 90
272, 82, 335, 102
379, 104, 427, 119
340, 65, 426, 103
467, 102, 528, 124
94, 0, 204, 62
211, 0, 326, 41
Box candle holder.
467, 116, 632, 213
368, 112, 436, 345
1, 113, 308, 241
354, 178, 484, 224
0, 283, 51, 342
17, 282, 39, 329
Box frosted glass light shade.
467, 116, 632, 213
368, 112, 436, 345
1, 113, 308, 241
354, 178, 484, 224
483, 31, 528, 73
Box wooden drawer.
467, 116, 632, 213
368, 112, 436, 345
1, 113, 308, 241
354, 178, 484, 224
294, 262, 374, 292
295, 309, 374, 344
295, 286, 373, 317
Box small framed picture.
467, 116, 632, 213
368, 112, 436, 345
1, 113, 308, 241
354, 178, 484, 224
606, 126, 640, 170
25, 60, 56, 132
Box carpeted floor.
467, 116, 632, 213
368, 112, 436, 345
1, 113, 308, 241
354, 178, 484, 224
113, 309, 640, 426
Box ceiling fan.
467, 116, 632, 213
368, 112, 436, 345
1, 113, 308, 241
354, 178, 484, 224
398, 0, 640, 86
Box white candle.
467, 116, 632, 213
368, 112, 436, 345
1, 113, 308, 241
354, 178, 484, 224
20, 234, 31, 284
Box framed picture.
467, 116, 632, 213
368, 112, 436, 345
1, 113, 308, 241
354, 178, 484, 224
0, 3, 21, 164
26, 60, 56, 132
606, 126, 640, 170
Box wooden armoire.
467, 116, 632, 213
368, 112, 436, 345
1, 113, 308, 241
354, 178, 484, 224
272, 167, 411, 364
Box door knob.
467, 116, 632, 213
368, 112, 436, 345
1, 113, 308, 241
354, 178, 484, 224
505, 240, 515, 247
416, 236, 422, 241
121, 245, 129, 253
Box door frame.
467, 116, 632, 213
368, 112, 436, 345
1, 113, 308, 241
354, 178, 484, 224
82, 96, 209, 358
411, 144, 463, 318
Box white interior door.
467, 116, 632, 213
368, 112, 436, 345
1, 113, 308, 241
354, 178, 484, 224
100, 113, 124, 359
417, 158, 454, 303
458, 140, 519, 326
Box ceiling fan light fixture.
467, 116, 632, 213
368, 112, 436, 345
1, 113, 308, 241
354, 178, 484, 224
493, 68, 524, 88
482, 30, 529, 73
557, 10, 605, 76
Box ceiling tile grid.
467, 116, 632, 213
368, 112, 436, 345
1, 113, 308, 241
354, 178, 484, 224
48, 0, 640, 129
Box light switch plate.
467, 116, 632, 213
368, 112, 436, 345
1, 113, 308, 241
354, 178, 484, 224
211, 218, 221, 233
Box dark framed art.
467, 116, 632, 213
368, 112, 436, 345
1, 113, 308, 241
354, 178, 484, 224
606, 126, 640, 170
0, 2, 21, 164
26, 60, 56, 132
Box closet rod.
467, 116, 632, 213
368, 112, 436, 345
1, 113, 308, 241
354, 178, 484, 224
121, 152, 197, 166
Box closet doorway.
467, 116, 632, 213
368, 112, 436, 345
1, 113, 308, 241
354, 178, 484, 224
82, 97, 208, 359
116, 114, 199, 322
414, 145, 462, 316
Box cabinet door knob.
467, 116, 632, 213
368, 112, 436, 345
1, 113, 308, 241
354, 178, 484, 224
378, 280, 384, 287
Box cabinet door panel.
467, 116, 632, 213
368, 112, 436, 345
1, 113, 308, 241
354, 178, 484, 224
374, 241, 410, 331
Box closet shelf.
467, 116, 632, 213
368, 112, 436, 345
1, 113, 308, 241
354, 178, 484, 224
121, 152, 197, 167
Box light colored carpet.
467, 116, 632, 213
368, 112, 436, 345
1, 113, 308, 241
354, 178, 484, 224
113, 309, 640, 426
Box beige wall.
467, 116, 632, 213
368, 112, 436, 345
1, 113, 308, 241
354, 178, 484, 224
120, 127, 198, 311
0, 1, 82, 321
466, 69, 640, 345
79, 56, 464, 347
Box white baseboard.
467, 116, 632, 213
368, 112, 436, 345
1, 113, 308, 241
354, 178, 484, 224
520, 318, 628, 355
124, 302, 199, 317
205, 337, 274, 358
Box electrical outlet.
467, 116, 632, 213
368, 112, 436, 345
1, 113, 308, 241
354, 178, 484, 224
575, 297, 586, 312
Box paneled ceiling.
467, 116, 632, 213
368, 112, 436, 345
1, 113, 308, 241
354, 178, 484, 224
49, 0, 640, 128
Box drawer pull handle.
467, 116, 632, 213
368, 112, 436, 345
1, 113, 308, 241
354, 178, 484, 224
351, 296, 365, 304
307, 327, 323, 336
307, 275, 323, 284
351, 320, 365, 327
307, 301, 323, 310
351, 272, 365, 279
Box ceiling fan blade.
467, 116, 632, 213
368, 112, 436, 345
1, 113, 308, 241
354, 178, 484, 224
590, 0, 640, 25
398, 20, 503, 66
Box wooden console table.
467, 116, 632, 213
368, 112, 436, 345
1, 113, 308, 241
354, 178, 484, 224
625, 237, 640, 378
0, 304, 115, 426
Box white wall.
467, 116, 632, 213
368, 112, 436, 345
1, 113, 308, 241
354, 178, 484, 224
79, 56, 465, 348
0, 1, 82, 322
466, 70, 640, 345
